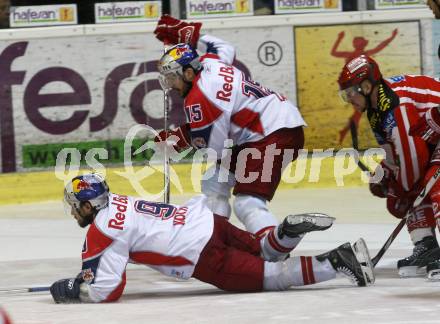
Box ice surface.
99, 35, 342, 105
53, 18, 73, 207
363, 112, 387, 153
1, 188, 440, 324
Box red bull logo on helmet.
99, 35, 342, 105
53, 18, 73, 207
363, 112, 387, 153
168, 48, 185, 60
168, 45, 191, 60
72, 178, 91, 193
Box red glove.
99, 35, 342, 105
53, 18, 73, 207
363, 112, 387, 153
154, 15, 202, 48
369, 181, 387, 198
154, 124, 191, 151
386, 182, 422, 219
369, 160, 395, 198
409, 105, 440, 144
387, 196, 412, 219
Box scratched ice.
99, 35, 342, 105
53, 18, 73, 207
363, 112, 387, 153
2, 188, 440, 324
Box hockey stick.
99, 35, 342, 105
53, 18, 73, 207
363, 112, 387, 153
162, 43, 171, 204
349, 119, 372, 174
349, 119, 406, 267
0, 286, 50, 294
371, 219, 406, 266
412, 167, 440, 206
163, 87, 171, 204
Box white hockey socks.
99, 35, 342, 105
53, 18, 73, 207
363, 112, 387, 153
233, 194, 278, 235
409, 227, 435, 245
201, 164, 235, 218
263, 256, 337, 291
260, 226, 302, 261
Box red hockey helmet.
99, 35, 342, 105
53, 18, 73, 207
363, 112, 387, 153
338, 55, 382, 90
338, 55, 382, 102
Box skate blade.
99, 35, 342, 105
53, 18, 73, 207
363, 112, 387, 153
287, 213, 335, 229
427, 269, 440, 281
398, 266, 426, 278
353, 238, 375, 285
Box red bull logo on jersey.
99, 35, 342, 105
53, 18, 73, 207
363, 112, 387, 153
108, 194, 128, 230
216, 65, 235, 102
72, 179, 91, 193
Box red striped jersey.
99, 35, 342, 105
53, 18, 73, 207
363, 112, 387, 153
372, 75, 440, 190
184, 35, 306, 157
79, 194, 213, 302
387, 75, 440, 115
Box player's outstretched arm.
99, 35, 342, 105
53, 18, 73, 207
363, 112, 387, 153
153, 14, 201, 47
153, 15, 236, 65
198, 34, 236, 65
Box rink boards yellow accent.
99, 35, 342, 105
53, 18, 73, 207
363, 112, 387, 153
0, 155, 373, 205
295, 21, 421, 150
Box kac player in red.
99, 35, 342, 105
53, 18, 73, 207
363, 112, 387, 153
49, 174, 374, 303
338, 54, 440, 277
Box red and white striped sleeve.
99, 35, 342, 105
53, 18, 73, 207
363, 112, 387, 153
390, 75, 440, 113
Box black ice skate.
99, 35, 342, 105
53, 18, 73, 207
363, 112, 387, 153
316, 238, 375, 287
397, 236, 440, 278
427, 258, 440, 281
278, 213, 335, 238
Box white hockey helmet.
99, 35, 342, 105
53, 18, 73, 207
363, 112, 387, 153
157, 43, 202, 91
64, 173, 110, 212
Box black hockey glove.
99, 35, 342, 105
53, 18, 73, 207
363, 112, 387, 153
50, 277, 83, 304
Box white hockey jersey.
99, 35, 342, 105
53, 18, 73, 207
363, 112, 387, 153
185, 35, 306, 157
79, 194, 214, 302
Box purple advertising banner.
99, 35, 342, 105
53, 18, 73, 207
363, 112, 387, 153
0, 26, 293, 172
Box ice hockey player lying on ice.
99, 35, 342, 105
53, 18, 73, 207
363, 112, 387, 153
50, 174, 374, 303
